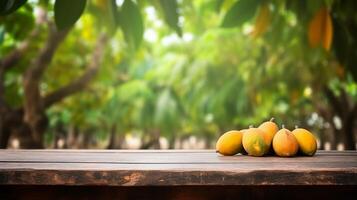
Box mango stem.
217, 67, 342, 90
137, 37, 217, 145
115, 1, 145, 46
270, 117, 275, 122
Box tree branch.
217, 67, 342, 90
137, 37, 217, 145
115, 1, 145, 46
0, 6, 48, 107
0, 6, 48, 72
0, 28, 40, 71
0, 27, 41, 106
24, 26, 69, 83
43, 33, 108, 108
23, 24, 70, 135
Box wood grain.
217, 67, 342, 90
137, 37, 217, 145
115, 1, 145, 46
0, 150, 356, 186
1, 150, 356, 163
1, 185, 356, 200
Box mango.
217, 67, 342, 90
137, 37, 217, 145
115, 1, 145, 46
239, 129, 248, 155
272, 127, 299, 157
292, 128, 317, 156
242, 128, 270, 156
216, 130, 244, 156
258, 118, 279, 154
258, 118, 278, 144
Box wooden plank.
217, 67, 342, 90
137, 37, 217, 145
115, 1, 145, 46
2, 149, 216, 153
4, 149, 356, 154
0, 162, 356, 170
1, 185, 356, 200
0, 151, 356, 164
0, 150, 356, 186
0, 167, 356, 185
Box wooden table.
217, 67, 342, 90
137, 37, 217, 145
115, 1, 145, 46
0, 150, 356, 199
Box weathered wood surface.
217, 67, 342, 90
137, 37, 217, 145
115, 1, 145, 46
1, 185, 356, 200
0, 150, 356, 186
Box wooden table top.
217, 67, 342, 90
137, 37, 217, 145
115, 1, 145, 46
0, 150, 356, 186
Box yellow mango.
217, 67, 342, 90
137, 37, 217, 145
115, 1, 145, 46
242, 128, 270, 157
258, 118, 278, 146
216, 130, 244, 156
292, 128, 317, 156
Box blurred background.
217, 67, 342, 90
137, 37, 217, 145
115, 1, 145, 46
0, 0, 356, 150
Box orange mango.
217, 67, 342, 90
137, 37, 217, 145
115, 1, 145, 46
308, 7, 333, 51
272, 127, 299, 157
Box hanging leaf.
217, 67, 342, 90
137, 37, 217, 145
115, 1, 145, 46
109, 0, 119, 28
0, 26, 4, 44
92, 0, 119, 32
54, 0, 87, 30
215, 0, 225, 13
251, 3, 271, 38
0, 0, 27, 15
119, 0, 143, 50
308, 7, 333, 51
159, 0, 182, 36
221, 0, 260, 28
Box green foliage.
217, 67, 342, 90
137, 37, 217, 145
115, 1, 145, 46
158, 0, 182, 36
0, 26, 4, 44
108, 0, 119, 31
0, 5, 34, 42
0, 0, 27, 15
54, 0, 87, 30
221, 0, 259, 28
119, 0, 144, 50
1, 0, 356, 148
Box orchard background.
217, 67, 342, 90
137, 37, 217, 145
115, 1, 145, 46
0, 0, 356, 149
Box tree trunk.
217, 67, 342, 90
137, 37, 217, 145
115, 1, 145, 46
0, 106, 48, 149
13, 122, 46, 149
0, 19, 108, 149
329, 129, 338, 150
168, 135, 176, 149
323, 87, 356, 150
141, 130, 161, 149
107, 125, 116, 149
66, 125, 78, 148
53, 122, 67, 149
82, 132, 92, 149
0, 109, 22, 148
0, 116, 9, 148
204, 133, 213, 149
107, 125, 125, 149
0, 127, 10, 148
343, 106, 356, 150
